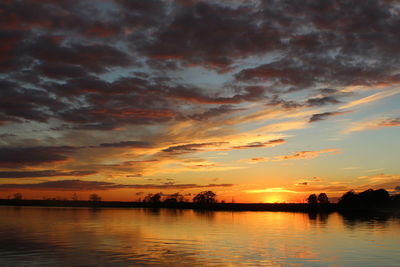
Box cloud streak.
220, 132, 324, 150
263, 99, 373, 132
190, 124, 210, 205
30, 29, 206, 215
0, 170, 96, 179
0, 180, 234, 191
343, 117, 400, 134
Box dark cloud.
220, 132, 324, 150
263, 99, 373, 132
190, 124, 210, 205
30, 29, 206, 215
189, 105, 244, 120
234, 0, 400, 90
319, 88, 338, 95
28, 37, 132, 73
1, 0, 400, 185
0, 170, 96, 178
99, 141, 152, 148
309, 111, 351, 123
162, 142, 228, 154
0, 146, 75, 167
0, 179, 234, 190
0, 30, 27, 71
35, 63, 87, 79
0, 79, 66, 123
161, 139, 286, 154
267, 95, 303, 109
232, 139, 286, 149
0, 133, 16, 138
58, 107, 178, 130
306, 96, 341, 107
1, 0, 397, 129
141, 1, 281, 69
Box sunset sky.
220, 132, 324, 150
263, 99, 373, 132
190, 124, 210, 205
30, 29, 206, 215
0, 0, 399, 202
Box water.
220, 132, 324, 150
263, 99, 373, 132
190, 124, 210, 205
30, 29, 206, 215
0, 206, 399, 266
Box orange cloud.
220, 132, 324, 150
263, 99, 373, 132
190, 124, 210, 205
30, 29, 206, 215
245, 187, 298, 194
277, 148, 341, 160
339, 87, 400, 109
343, 117, 400, 134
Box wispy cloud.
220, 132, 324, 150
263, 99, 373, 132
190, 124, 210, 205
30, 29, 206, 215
0, 180, 234, 191
309, 111, 352, 123
243, 149, 340, 164
276, 149, 341, 160
0, 170, 96, 178
245, 188, 298, 194
339, 88, 400, 110
343, 116, 400, 134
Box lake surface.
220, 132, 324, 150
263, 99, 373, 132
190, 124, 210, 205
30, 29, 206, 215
0, 206, 399, 266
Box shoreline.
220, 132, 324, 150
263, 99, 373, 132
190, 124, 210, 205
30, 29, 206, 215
1, 199, 398, 214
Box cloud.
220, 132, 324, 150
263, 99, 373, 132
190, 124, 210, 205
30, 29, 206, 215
162, 142, 228, 154
0, 146, 75, 167
99, 141, 152, 148
0, 179, 234, 191
277, 149, 340, 160
141, 1, 280, 69
244, 149, 340, 164
339, 88, 400, 110
161, 138, 285, 155
249, 157, 268, 163
245, 188, 298, 194
309, 111, 351, 123
343, 117, 400, 133
1, 0, 400, 196
0, 170, 96, 179
0, 79, 67, 123
232, 138, 286, 149
306, 96, 342, 107
189, 105, 244, 120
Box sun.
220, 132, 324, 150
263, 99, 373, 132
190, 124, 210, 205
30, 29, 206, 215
263, 194, 285, 203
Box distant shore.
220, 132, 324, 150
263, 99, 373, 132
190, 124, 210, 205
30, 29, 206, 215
1, 199, 399, 214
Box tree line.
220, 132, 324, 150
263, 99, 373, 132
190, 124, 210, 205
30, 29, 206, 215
141, 191, 217, 204
308, 188, 400, 209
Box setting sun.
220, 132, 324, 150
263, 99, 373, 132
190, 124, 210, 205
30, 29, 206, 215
263, 195, 285, 203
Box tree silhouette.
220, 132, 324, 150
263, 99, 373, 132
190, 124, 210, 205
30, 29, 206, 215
89, 193, 101, 202
339, 189, 390, 209
307, 194, 317, 204
317, 193, 329, 204
13, 192, 22, 200
339, 190, 357, 207
164, 192, 184, 203
193, 191, 216, 204
72, 193, 79, 201
144, 192, 162, 203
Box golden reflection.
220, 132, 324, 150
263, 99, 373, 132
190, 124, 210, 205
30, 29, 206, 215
1, 207, 399, 266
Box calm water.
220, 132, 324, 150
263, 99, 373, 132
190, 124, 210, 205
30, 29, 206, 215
0, 206, 399, 266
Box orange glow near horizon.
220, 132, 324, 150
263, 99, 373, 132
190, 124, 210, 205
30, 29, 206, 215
0, 188, 339, 203
263, 194, 285, 203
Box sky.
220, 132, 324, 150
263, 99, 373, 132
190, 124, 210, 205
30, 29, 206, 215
0, 0, 399, 203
